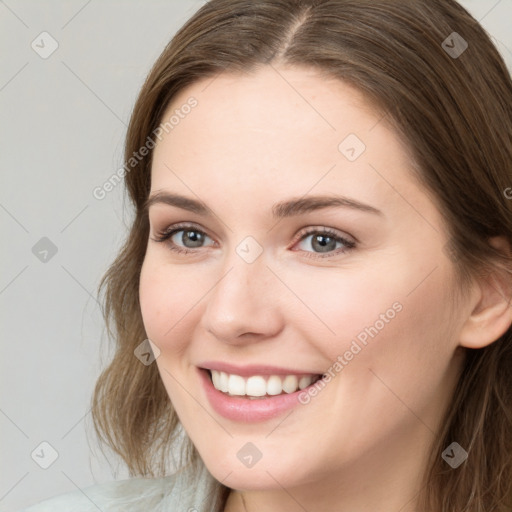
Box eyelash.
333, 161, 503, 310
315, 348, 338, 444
151, 222, 356, 259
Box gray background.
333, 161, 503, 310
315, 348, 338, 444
1, 1, 511, 510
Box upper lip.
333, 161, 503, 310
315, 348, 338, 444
199, 361, 321, 377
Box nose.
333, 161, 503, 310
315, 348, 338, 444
200, 254, 284, 344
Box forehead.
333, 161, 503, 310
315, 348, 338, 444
154, 65, 389, 161
150, 65, 425, 222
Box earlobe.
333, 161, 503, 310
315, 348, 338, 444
458, 238, 512, 349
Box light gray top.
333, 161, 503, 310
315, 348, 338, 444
19, 461, 225, 512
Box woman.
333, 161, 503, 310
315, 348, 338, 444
22, 0, 512, 510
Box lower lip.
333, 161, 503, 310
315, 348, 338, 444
198, 368, 316, 423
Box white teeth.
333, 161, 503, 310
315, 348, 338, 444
210, 370, 318, 397
299, 376, 313, 390
266, 375, 283, 395
245, 376, 267, 396
228, 374, 245, 395
219, 371, 229, 393
211, 370, 221, 390
281, 375, 298, 393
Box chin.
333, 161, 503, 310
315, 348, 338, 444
197, 444, 316, 491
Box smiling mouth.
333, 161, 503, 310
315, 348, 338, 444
207, 369, 323, 399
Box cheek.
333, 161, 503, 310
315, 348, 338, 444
289, 266, 459, 456
280, 263, 406, 360
139, 258, 205, 417
139, 257, 201, 356
330, 267, 458, 419
295, 256, 458, 389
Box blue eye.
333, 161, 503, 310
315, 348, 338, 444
294, 228, 355, 258
152, 224, 214, 254
151, 224, 356, 259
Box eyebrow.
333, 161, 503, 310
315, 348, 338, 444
144, 191, 383, 218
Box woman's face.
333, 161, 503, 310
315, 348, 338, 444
139, 66, 469, 499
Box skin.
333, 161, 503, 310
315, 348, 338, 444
138, 65, 510, 511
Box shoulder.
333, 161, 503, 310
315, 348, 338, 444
19, 462, 223, 512
19, 476, 172, 512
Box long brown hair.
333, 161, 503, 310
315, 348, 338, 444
91, 1, 512, 510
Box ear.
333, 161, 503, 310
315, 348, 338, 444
458, 237, 512, 349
